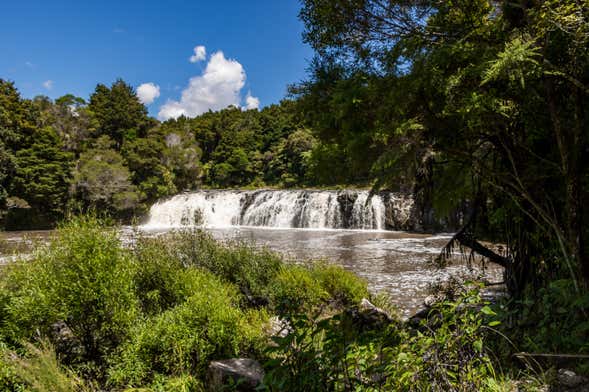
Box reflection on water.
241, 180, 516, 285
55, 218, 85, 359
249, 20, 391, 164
1, 227, 504, 317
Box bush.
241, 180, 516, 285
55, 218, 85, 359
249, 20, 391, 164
0, 341, 24, 392
312, 263, 369, 307
7, 340, 89, 392
269, 265, 328, 316
264, 288, 499, 391
268, 263, 368, 317
109, 269, 268, 387
131, 234, 192, 315
135, 230, 283, 302
0, 216, 139, 371
494, 279, 589, 374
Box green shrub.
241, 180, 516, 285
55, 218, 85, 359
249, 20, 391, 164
264, 288, 499, 391
149, 373, 204, 392
312, 263, 368, 307
109, 269, 268, 387
135, 230, 283, 301
0, 216, 139, 369
0, 341, 25, 392
131, 234, 192, 315
382, 289, 497, 391
494, 279, 589, 374
268, 263, 368, 317
269, 265, 328, 316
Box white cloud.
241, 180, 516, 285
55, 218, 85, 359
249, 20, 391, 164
244, 93, 260, 110
137, 82, 161, 105
189, 45, 206, 63
159, 50, 257, 120
42, 80, 53, 90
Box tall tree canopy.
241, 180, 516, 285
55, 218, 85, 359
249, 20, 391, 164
297, 0, 589, 292
89, 79, 152, 147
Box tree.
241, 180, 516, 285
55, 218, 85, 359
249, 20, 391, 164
297, 0, 589, 291
122, 135, 176, 202
265, 128, 316, 186
10, 127, 73, 218
71, 136, 139, 214
88, 79, 152, 147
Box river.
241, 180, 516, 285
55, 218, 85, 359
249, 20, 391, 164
0, 190, 504, 317
1, 226, 503, 317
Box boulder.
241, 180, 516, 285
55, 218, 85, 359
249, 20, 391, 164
207, 358, 264, 391
346, 298, 394, 330
382, 193, 416, 231
334, 191, 358, 228
557, 369, 589, 391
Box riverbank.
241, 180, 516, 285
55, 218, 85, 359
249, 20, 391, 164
1, 216, 586, 390
0, 226, 502, 317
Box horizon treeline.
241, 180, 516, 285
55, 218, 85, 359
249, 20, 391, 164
0, 79, 374, 229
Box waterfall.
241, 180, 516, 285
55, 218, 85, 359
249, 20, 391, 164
142, 189, 414, 231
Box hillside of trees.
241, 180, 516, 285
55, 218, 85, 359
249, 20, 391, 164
0, 79, 374, 229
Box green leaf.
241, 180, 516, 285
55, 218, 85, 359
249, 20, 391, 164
473, 339, 483, 352
480, 306, 496, 316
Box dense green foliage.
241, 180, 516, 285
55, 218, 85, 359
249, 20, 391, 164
0, 217, 371, 390
0, 218, 586, 390
296, 0, 589, 294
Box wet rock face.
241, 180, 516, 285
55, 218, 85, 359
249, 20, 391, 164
382, 192, 417, 231
207, 358, 265, 391
337, 190, 359, 228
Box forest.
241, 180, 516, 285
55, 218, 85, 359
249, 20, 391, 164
0, 79, 357, 229
1, 0, 588, 390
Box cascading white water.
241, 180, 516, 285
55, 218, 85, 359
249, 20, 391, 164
142, 189, 414, 231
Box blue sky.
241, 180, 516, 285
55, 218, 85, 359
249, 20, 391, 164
1, 0, 313, 118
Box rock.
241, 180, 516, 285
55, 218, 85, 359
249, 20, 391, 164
423, 294, 444, 307
558, 369, 589, 390
266, 316, 292, 338
50, 321, 84, 360
348, 298, 394, 329
207, 358, 264, 391
241, 286, 269, 308
337, 191, 358, 228
383, 193, 416, 231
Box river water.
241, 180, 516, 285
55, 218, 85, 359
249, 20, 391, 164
1, 226, 503, 317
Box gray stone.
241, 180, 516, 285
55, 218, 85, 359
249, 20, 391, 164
424, 294, 444, 307
354, 298, 394, 326
50, 321, 84, 360
207, 358, 264, 391
558, 369, 589, 390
